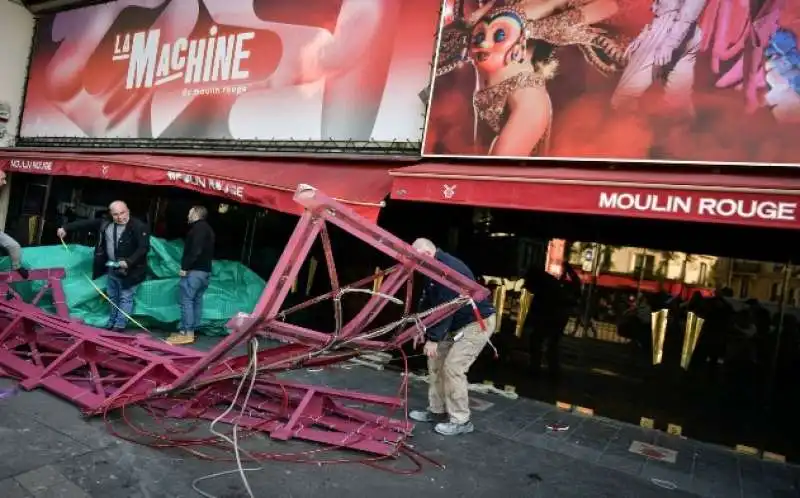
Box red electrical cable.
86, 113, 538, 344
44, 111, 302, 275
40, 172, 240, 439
103, 347, 443, 475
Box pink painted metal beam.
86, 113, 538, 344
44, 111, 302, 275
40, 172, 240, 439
0, 183, 491, 457
163, 184, 488, 393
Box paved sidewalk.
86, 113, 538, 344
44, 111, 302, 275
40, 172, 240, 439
0, 363, 797, 498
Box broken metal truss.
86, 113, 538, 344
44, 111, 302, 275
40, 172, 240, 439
0, 184, 490, 457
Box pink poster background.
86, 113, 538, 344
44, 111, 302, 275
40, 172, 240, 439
20, 0, 441, 143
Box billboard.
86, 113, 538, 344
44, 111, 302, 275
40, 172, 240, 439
19, 0, 440, 151
423, 0, 800, 166
0, 1, 35, 147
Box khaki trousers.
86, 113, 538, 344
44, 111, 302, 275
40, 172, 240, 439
0, 231, 22, 269
428, 314, 496, 424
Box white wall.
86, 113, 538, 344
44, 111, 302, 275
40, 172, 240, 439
0, 1, 35, 147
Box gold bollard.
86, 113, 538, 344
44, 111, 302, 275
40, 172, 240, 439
651, 309, 669, 365
515, 289, 532, 338
680, 312, 704, 370
492, 285, 507, 334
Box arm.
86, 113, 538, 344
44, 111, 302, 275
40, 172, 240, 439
562, 262, 583, 294
524, 0, 571, 22
665, 0, 707, 46
580, 0, 619, 24
425, 282, 459, 342
490, 85, 551, 156
62, 218, 104, 233
562, 261, 580, 286
123, 222, 150, 267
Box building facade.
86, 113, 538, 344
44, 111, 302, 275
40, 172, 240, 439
2, 0, 800, 463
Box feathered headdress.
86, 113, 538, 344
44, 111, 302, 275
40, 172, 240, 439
435, 0, 627, 77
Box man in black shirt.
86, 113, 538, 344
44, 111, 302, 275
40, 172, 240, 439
57, 201, 150, 331
523, 262, 581, 379
408, 238, 496, 436
168, 206, 215, 345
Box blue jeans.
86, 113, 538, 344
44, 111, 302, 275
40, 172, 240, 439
106, 273, 138, 330
180, 270, 210, 332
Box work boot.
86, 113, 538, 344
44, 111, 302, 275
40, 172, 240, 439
434, 421, 475, 436
16, 267, 29, 279
167, 331, 195, 345
165, 332, 184, 345
409, 410, 448, 423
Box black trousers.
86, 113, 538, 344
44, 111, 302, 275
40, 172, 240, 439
528, 313, 570, 374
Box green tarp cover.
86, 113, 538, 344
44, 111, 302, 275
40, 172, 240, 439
1, 237, 266, 335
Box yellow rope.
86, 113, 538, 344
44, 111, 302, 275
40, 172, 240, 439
59, 237, 151, 333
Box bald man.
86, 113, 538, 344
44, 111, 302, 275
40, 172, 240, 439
57, 201, 150, 331
409, 238, 496, 436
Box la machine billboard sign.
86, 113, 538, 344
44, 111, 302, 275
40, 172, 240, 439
115, 26, 253, 91
19, 0, 441, 148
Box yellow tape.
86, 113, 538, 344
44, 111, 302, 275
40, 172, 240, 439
60, 237, 151, 333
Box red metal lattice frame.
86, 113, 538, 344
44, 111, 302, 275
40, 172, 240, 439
0, 184, 490, 456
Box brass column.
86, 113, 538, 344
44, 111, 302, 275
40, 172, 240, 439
516, 289, 532, 338
680, 312, 704, 370
651, 309, 669, 365
492, 284, 506, 334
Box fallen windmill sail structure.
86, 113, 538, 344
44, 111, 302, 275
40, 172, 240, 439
0, 184, 490, 457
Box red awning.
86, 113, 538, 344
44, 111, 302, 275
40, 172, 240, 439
390, 163, 800, 230
572, 269, 714, 297
0, 151, 395, 221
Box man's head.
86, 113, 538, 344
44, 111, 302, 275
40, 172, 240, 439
188, 205, 208, 223
109, 201, 130, 225
0, 170, 6, 188
412, 238, 437, 258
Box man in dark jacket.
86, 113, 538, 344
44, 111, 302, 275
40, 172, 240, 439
57, 201, 150, 331
168, 206, 215, 345
408, 238, 496, 436
523, 262, 581, 379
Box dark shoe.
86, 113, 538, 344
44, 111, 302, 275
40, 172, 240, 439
17, 267, 29, 279
409, 410, 448, 423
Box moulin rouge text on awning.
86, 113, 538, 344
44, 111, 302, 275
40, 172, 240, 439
598, 192, 796, 222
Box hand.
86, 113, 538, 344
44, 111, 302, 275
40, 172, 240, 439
118, 260, 128, 269
56, 228, 66, 239
179, 270, 187, 277
424, 341, 438, 359
653, 44, 675, 67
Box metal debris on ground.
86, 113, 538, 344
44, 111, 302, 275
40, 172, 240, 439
0, 184, 490, 466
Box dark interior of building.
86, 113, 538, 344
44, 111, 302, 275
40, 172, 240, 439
380, 198, 800, 462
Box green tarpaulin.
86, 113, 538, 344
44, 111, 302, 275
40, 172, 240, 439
1, 237, 267, 335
